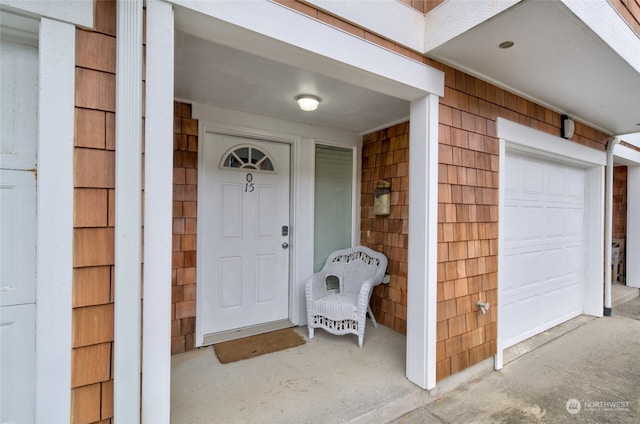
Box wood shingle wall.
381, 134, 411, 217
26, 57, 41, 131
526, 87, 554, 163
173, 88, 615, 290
361, 123, 410, 334
172, 102, 198, 354
71, 1, 116, 422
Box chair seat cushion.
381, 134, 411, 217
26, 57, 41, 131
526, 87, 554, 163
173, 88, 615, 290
313, 293, 358, 321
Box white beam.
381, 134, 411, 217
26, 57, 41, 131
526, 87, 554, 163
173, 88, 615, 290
562, 0, 640, 74
425, 0, 520, 52
170, 0, 444, 99
0, 0, 93, 28
303, 0, 425, 53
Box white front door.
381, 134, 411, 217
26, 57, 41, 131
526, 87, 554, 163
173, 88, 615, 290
200, 133, 291, 337
500, 151, 586, 349
1, 37, 38, 423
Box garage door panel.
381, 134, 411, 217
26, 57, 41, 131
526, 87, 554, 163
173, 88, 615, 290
0, 39, 38, 171
545, 207, 566, 237
0, 303, 36, 424
502, 250, 545, 292
502, 252, 520, 291
566, 208, 584, 236
501, 151, 586, 351
502, 205, 522, 242
1, 170, 36, 307
566, 167, 585, 200
542, 284, 581, 324
523, 159, 545, 194
546, 165, 567, 196
502, 295, 541, 346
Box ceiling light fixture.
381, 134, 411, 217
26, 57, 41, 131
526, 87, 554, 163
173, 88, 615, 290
499, 41, 514, 49
296, 94, 321, 111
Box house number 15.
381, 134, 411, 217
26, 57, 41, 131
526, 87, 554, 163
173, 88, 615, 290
245, 173, 255, 192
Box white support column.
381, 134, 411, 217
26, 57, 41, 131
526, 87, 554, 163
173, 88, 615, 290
142, 1, 174, 423
627, 166, 640, 288
613, 142, 640, 288
406, 94, 439, 390
36, 17, 75, 423
114, 1, 143, 422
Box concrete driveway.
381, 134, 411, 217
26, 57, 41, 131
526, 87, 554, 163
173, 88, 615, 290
393, 297, 640, 423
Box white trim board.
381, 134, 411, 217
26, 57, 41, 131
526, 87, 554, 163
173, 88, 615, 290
142, 1, 174, 423
495, 118, 605, 370
0, 0, 93, 28
36, 17, 75, 424
303, 0, 425, 53
497, 118, 606, 167
614, 143, 640, 166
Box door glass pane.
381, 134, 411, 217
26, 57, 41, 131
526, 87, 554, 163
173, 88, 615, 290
314, 145, 353, 271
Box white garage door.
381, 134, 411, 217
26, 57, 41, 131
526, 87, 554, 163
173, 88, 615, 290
1, 36, 38, 423
500, 151, 586, 349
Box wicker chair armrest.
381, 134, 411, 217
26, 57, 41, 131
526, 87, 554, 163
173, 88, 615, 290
356, 278, 377, 312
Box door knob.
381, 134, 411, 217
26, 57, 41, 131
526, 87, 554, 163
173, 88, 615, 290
282, 242, 289, 249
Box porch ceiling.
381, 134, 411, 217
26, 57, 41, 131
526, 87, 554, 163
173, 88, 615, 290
428, 0, 640, 136
174, 30, 410, 135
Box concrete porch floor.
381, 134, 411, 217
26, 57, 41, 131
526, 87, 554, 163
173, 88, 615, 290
171, 323, 426, 424
611, 281, 640, 307
171, 285, 640, 423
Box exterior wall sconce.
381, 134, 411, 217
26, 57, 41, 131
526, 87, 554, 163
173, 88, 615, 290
561, 114, 575, 139
374, 180, 391, 216
296, 94, 321, 111
477, 300, 490, 315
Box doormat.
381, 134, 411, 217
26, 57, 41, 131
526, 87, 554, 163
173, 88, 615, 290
213, 328, 305, 364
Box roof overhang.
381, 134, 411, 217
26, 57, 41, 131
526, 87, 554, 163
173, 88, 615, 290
309, 0, 640, 136
427, 0, 640, 136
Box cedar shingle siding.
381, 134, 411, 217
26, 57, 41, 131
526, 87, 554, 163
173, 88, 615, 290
71, 0, 117, 422
172, 102, 198, 354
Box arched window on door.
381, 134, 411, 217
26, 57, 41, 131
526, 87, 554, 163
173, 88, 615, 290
220, 144, 275, 172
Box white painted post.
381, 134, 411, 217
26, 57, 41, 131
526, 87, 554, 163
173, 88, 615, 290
114, 1, 143, 422
626, 165, 640, 288
36, 17, 75, 423
142, 1, 174, 423
406, 94, 439, 390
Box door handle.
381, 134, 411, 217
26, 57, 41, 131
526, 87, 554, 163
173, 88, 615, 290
282, 242, 289, 249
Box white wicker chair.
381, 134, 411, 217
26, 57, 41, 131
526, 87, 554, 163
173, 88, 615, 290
305, 246, 388, 347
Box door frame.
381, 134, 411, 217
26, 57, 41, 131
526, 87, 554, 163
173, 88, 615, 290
196, 120, 302, 346
197, 130, 293, 343
495, 118, 606, 369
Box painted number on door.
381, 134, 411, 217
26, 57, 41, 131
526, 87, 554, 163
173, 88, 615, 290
244, 173, 255, 192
